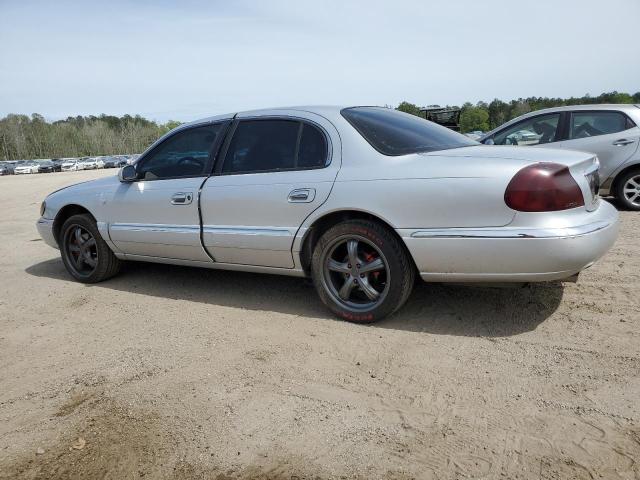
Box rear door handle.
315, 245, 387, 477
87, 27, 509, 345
288, 188, 315, 203
613, 139, 635, 146
171, 192, 193, 205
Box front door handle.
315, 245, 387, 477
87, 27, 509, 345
613, 139, 635, 146
288, 188, 316, 203
171, 192, 193, 205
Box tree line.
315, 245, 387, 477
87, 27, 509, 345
0, 114, 180, 161
397, 90, 640, 133
1, 90, 638, 160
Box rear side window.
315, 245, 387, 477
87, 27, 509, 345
222, 119, 328, 174
341, 107, 476, 156
298, 123, 328, 168
570, 111, 633, 139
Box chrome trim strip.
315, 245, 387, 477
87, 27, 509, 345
109, 224, 293, 239
37, 218, 54, 227
110, 223, 200, 234
202, 226, 293, 237
410, 220, 612, 239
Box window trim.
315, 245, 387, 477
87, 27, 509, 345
132, 120, 232, 182
566, 110, 637, 141
491, 111, 563, 145
213, 115, 332, 176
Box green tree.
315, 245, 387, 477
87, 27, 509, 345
487, 99, 508, 129
460, 104, 490, 133
0, 113, 172, 160
162, 120, 182, 133
396, 101, 422, 117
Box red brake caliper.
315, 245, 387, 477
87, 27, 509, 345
363, 252, 381, 280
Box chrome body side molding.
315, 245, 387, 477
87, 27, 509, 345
409, 220, 610, 239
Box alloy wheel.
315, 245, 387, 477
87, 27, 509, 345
322, 235, 390, 311
64, 225, 98, 277
623, 174, 640, 207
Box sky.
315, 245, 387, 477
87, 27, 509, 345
1, 0, 638, 123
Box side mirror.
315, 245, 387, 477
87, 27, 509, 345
119, 164, 138, 182
483, 138, 495, 145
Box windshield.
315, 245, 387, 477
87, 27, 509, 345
341, 107, 477, 156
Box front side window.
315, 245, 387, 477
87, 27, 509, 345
341, 107, 476, 156
493, 113, 561, 146
570, 111, 632, 139
222, 119, 328, 174
137, 124, 222, 180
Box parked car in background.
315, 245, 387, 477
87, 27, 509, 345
464, 130, 484, 141
38, 160, 56, 173
61, 159, 80, 171
102, 157, 117, 168
481, 104, 640, 210
102, 156, 125, 168
96, 157, 105, 169
37, 106, 618, 322
0, 163, 15, 175
51, 159, 66, 171
15, 161, 40, 174
78, 157, 99, 170
502, 129, 538, 145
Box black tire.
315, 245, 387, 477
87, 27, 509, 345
614, 169, 640, 211
311, 219, 415, 323
59, 214, 122, 283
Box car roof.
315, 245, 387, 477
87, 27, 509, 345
183, 105, 353, 127
522, 103, 639, 114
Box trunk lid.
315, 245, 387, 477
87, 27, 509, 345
425, 145, 601, 211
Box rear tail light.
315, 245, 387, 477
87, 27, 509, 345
504, 162, 584, 212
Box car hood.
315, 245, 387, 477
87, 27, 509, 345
46, 174, 120, 197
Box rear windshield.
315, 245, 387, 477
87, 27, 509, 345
341, 107, 477, 156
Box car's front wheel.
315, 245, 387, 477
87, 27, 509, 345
311, 219, 415, 322
59, 214, 122, 283
615, 169, 640, 211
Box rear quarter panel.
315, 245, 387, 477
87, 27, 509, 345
310, 124, 526, 228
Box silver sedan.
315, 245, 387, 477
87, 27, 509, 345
481, 104, 640, 210
36, 106, 619, 322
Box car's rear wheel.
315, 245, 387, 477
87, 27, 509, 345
311, 219, 415, 322
615, 169, 640, 211
59, 214, 121, 283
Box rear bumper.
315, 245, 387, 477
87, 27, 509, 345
36, 218, 58, 249
400, 201, 619, 282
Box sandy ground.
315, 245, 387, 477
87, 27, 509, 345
0, 169, 638, 480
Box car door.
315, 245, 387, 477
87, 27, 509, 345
560, 110, 640, 181
107, 120, 229, 261
200, 111, 341, 268
487, 112, 563, 149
